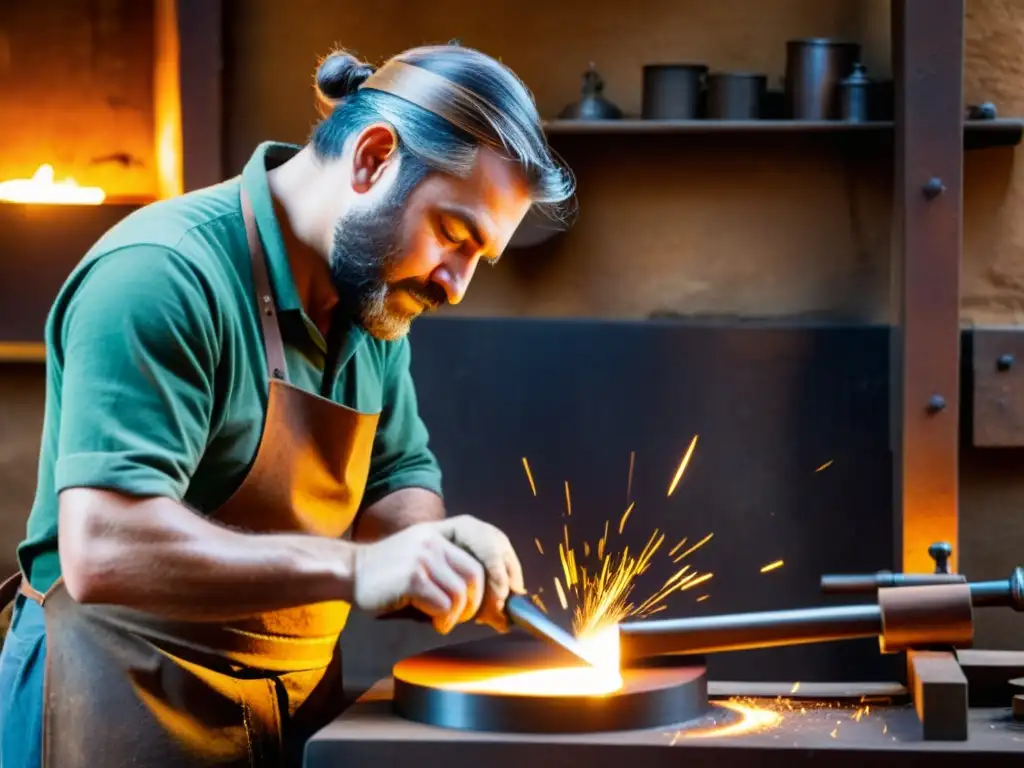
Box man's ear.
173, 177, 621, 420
351, 123, 399, 193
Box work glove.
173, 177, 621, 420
352, 515, 526, 635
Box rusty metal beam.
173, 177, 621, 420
890, 0, 964, 575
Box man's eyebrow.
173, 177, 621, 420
440, 205, 500, 262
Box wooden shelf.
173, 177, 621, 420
543, 118, 1024, 150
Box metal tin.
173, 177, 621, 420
706, 72, 767, 120
642, 63, 708, 120
784, 38, 861, 120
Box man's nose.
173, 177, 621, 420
432, 256, 478, 306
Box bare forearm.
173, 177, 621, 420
58, 488, 357, 621
353, 487, 445, 543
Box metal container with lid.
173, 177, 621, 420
838, 63, 872, 122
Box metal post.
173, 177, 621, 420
890, 0, 964, 575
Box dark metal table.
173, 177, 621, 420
306, 679, 1024, 767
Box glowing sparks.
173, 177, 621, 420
667, 435, 699, 497
674, 533, 714, 563
530, 593, 548, 613
523, 445, 718, 660
697, 594, 709, 602
678, 699, 783, 740
553, 578, 568, 610
790, 681, 801, 694
522, 457, 537, 496
815, 460, 833, 472
760, 560, 784, 573
618, 502, 635, 535
680, 572, 713, 591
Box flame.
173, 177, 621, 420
0, 164, 106, 205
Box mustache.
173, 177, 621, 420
397, 279, 448, 309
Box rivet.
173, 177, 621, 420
998, 353, 1015, 372
922, 177, 946, 200
926, 394, 947, 414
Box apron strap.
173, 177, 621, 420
240, 187, 290, 383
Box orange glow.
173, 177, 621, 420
0, 165, 105, 205
760, 560, 784, 573
444, 625, 623, 697
154, 0, 184, 199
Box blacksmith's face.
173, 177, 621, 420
330, 126, 532, 341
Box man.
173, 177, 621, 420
0, 44, 575, 767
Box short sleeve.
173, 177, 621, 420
361, 337, 443, 508
53, 246, 219, 500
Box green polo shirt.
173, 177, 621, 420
17, 142, 444, 593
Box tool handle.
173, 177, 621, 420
821, 571, 965, 594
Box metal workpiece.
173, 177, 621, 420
392, 634, 709, 734
619, 569, 1024, 662
618, 604, 883, 662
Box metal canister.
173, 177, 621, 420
642, 64, 708, 120
706, 72, 767, 120
838, 63, 871, 122
784, 38, 861, 120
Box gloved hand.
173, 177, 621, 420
352, 515, 525, 635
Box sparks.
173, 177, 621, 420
534, 538, 544, 555
680, 572, 713, 591
674, 532, 714, 563
564, 481, 572, 516
760, 560, 784, 573
530, 594, 548, 613
553, 578, 568, 610
696, 594, 709, 602
668, 536, 687, 557
618, 501, 635, 534
667, 435, 699, 497
522, 457, 537, 496
790, 681, 800, 694
815, 460, 833, 472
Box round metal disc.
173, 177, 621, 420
393, 633, 709, 734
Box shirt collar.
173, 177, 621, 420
241, 141, 303, 314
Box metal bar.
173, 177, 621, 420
618, 605, 883, 661
821, 572, 965, 594
619, 568, 1023, 662
890, 0, 965, 575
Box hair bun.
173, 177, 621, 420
315, 51, 375, 105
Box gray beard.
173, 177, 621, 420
329, 206, 412, 341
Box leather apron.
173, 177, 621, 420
0, 188, 380, 767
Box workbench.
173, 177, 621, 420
306, 680, 1024, 767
